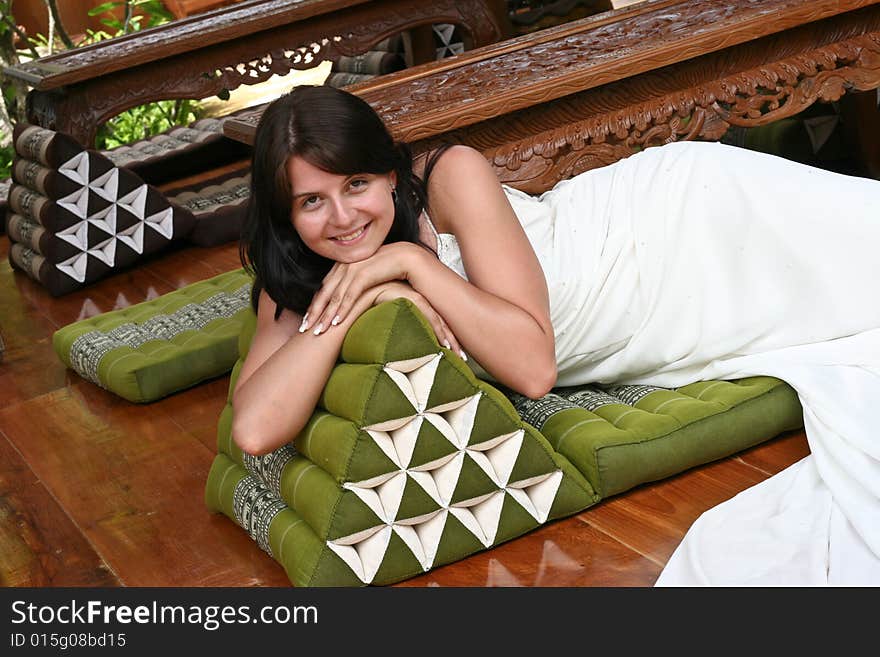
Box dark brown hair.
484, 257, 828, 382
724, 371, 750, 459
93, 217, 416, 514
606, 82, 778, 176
239, 85, 433, 317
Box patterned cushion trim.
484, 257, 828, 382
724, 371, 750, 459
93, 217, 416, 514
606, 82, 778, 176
506, 377, 804, 498
332, 50, 405, 75
52, 268, 253, 401
12, 158, 81, 199
326, 72, 376, 88
168, 175, 250, 215
68, 284, 250, 387
12, 123, 82, 168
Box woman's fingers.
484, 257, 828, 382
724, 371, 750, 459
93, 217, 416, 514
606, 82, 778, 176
303, 265, 354, 335
301, 266, 339, 334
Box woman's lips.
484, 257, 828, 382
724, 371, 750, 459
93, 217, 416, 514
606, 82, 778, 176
331, 222, 370, 244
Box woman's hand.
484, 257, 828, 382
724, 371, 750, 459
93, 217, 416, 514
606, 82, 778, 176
301, 242, 420, 335
370, 281, 465, 359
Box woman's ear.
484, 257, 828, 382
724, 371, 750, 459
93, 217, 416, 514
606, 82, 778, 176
389, 171, 398, 189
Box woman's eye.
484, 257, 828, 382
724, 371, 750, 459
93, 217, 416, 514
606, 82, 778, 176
302, 195, 320, 208
349, 179, 368, 191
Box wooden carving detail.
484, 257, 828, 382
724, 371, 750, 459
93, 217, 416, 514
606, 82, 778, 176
711, 36, 880, 125
483, 33, 880, 193
206, 0, 504, 99
21, 0, 508, 145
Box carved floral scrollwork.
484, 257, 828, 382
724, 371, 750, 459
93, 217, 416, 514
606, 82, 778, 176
487, 32, 880, 193
711, 35, 880, 126
206, 0, 504, 101
208, 38, 345, 93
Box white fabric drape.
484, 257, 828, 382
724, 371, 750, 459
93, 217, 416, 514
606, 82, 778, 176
510, 141, 880, 585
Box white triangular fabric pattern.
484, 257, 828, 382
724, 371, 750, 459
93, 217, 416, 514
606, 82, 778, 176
144, 207, 175, 239
465, 490, 506, 547
90, 169, 119, 202
325, 351, 564, 583
412, 509, 449, 569
118, 184, 148, 218
448, 506, 491, 547
88, 204, 117, 237
480, 430, 525, 487
57, 187, 90, 219
117, 222, 145, 254
508, 470, 562, 524
382, 367, 419, 411
404, 353, 441, 412
327, 525, 392, 583
56, 220, 89, 250
387, 415, 423, 469
58, 152, 90, 184
406, 470, 444, 506
55, 252, 89, 282
87, 237, 117, 267
385, 353, 439, 373
430, 451, 466, 506
366, 430, 404, 469
422, 413, 461, 450
442, 394, 481, 447
392, 524, 427, 569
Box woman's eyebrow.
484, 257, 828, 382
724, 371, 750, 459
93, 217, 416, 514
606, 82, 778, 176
291, 190, 319, 199
292, 174, 368, 198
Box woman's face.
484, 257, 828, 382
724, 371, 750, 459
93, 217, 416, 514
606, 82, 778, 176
288, 155, 397, 263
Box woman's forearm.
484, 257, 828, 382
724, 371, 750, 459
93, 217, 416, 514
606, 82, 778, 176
231, 331, 344, 455
405, 247, 557, 398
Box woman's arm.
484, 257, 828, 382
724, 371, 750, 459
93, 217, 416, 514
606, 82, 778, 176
231, 290, 350, 455
232, 283, 461, 455
408, 145, 556, 397
305, 146, 557, 398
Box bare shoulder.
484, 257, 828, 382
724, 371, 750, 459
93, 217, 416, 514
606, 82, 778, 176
427, 145, 494, 187
426, 145, 505, 233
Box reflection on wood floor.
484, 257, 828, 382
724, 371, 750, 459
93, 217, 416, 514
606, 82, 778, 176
0, 233, 809, 587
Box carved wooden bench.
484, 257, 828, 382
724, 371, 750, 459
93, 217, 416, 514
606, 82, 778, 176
1, 0, 511, 147
224, 0, 880, 193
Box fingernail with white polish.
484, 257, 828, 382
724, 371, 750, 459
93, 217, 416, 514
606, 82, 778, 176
299, 319, 308, 333
442, 339, 451, 349
331, 315, 341, 326
459, 349, 468, 362
313, 323, 324, 336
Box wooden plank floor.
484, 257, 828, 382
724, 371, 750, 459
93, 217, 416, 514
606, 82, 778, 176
0, 232, 810, 587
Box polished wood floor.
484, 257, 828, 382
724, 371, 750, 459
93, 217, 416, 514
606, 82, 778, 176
0, 230, 811, 588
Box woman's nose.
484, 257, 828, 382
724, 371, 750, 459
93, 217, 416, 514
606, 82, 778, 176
329, 197, 357, 227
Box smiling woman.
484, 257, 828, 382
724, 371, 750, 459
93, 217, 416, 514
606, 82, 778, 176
228, 81, 880, 586
232, 85, 557, 457
287, 159, 397, 264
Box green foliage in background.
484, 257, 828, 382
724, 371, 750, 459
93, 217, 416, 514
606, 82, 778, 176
85, 0, 204, 151
0, 0, 204, 178
0, 141, 12, 180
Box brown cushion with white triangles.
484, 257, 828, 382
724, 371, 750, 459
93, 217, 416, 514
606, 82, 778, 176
7, 127, 196, 296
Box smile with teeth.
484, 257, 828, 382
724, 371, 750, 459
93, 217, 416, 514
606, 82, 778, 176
331, 223, 369, 242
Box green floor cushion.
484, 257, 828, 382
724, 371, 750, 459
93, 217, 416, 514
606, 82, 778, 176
52, 268, 253, 402
207, 299, 596, 586
206, 298, 804, 586
505, 378, 804, 498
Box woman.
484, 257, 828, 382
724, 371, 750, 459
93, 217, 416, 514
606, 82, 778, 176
234, 85, 880, 585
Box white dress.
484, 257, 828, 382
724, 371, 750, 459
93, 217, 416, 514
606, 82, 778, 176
425, 140, 880, 586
